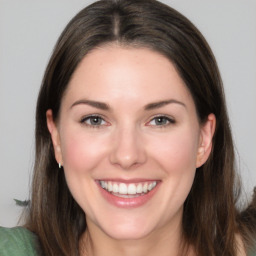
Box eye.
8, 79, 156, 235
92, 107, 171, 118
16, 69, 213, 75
147, 116, 175, 126
81, 115, 107, 127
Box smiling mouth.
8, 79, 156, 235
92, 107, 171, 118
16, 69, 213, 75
99, 180, 158, 198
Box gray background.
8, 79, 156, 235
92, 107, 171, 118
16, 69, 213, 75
0, 0, 255, 227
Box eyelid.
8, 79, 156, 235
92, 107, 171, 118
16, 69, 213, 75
80, 114, 110, 127
146, 114, 176, 127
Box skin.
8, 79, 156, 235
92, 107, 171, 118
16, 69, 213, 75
47, 45, 216, 256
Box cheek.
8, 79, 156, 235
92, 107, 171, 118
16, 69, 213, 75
148, 128, 199, 174
58, 128, 109, 213
60, 128, 108, 174
156, 130, 199, 204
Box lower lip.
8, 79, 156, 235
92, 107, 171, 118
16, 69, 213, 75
97, 182, 160, 208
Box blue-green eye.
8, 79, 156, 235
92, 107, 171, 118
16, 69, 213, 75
148, 116, 175, 126
81, 115, 107, 126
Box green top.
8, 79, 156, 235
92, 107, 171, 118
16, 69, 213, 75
250, 243, 256, 256
0, 226, 255, 256
0, 226, 42, 256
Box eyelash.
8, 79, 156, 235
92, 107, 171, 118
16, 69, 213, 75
80, 115, 108, 128
80, 115, 175, 128
147, 115, 175, 127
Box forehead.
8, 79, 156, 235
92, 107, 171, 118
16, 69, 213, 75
63, 45, 194, 109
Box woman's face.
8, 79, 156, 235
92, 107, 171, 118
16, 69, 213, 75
47, 45, 215, 241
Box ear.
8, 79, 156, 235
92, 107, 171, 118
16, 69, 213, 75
46, 109, 63, 166
196, 113, 216, 168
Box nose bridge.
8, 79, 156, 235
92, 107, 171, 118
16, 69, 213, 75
110, 123, 146, 169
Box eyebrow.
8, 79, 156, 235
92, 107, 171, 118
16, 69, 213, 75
144, 99, 186, 110
70, 98, 186, 111
70, 99, 110, 110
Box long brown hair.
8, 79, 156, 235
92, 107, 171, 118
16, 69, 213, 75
26, 0, 255, 255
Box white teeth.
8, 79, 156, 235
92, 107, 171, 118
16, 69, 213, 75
99, 181, 157, 195
119, 183, 127, 194
100, 181, 105, 189
108, 182, 113, 192
127, 184, 137, 195
113, 183, 119, 193
143, 183, 148, 193
136, 183, 143, 193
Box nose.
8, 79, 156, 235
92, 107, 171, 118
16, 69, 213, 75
109, 126, 147, 170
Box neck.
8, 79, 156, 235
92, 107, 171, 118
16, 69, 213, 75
80, 216, 192, 256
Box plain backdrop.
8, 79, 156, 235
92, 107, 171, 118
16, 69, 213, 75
0, 0, 255, 227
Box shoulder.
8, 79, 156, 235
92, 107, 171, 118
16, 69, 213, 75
249, 242, 256, 256
0, 226, 42, 256
235, 233, 256, 256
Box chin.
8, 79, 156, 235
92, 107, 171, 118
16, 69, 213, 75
98, 217, 155, 241
104, 227, 151, 241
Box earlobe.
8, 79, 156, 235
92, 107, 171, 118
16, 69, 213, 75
196, 113, 216, 168
46, 109, 63, 166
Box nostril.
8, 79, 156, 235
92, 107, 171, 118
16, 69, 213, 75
109, 144, 147, 169
109, 129, 147, 169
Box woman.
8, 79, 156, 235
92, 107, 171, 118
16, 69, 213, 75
0, 0, 255, 255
